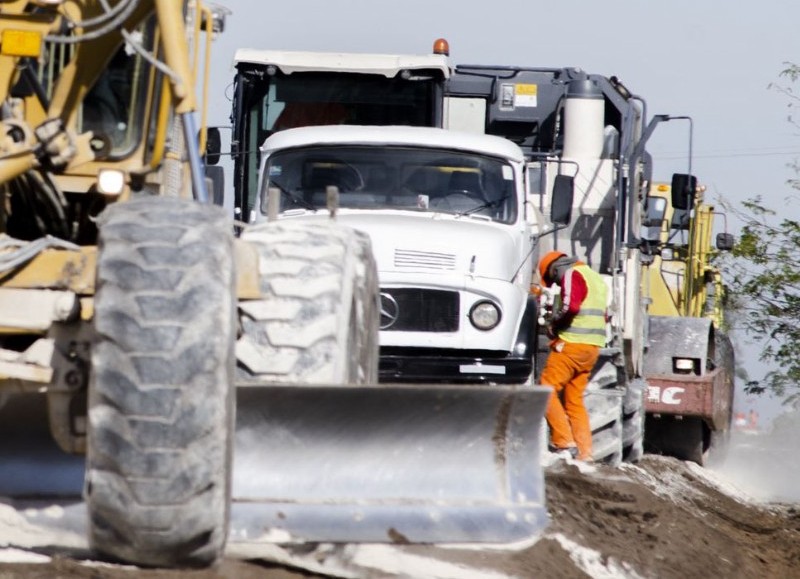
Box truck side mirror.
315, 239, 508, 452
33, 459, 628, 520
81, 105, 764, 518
205, 165, 225, 206
205, 127, 221, 166
642, 196, 667, 241
671, 173, 696, 211
551, 174, 574, 226
716, 232, 735, 251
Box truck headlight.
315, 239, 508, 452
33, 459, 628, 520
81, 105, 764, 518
469, 300, 501, 331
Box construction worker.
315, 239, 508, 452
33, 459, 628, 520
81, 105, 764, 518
538, 251, 608, 461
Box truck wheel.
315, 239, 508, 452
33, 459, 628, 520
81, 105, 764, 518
86, 197, 236, 568
592, 417, 623, 466
622, 379, 645, 463
236, 220, 379, 384
585, 356, 623, 466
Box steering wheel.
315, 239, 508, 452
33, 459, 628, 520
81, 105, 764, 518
309, 161, 364, 193
337, 162, 364, 192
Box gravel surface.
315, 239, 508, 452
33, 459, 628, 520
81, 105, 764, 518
2, 432, 799, 578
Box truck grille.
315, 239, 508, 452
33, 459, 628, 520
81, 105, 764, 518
379, 289, 460, 332
394, 249, 456, 270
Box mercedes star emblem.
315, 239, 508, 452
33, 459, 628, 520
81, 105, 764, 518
379, 292, 399, 329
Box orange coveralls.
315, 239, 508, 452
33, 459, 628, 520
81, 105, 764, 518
541, 264, 605, 460
541, 341, 599, 459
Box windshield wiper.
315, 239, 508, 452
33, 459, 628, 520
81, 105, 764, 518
455, 195, 510, 217
269, 180, 316, 211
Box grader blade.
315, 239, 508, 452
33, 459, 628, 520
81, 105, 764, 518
230, 383, 550, 545
0, 393, 85, 497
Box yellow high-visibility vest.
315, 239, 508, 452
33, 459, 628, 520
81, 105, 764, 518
559, 264, 607, 347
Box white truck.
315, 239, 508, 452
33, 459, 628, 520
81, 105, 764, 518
218, 46, 655, 467
255, 124, 564, 385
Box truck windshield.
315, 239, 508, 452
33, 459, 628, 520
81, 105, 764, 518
262, 145, 518, 223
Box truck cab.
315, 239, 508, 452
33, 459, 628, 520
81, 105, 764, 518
255, 124, 547, 383
229, 48, 449, 222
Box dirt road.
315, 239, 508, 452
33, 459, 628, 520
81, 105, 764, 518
2, 435, 799, 578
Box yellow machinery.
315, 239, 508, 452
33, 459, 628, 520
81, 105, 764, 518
644, 180, 728, 323
0, 2, 549, 567
640, 174, 735, 464
0, 0, 249, 567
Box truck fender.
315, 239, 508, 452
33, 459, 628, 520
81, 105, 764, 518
512, 295, 540, 358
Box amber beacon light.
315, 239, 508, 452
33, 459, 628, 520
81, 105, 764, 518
432, 38, 450, 56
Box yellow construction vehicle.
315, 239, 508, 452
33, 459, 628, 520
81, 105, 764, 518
0, 2, 549, 568
640, 174, 735, 464
0, 0, 254, 567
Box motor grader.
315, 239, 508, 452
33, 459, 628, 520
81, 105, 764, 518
0, 1, 550, 568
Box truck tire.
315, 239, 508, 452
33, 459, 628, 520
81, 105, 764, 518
86, 197, 236, 568
236, 220, 379, 384
585, 356, 623, 466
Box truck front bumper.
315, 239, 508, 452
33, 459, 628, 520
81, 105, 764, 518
379, 349, 533, 384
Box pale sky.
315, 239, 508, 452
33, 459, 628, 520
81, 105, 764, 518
207, 0, 799, 423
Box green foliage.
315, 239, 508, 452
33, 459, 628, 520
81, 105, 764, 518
721, 194, 800, 405
718, 63, 800, 406
779, 63, 800, 82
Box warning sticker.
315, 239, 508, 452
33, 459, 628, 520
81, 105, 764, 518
514, 84, 538, 108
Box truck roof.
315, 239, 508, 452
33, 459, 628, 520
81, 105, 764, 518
259, 125, 525, 163
233, 48, 450, 78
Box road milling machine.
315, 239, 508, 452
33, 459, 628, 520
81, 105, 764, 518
640, 176, 735, 464
0, 4, 550, 568
222, 41, 711, 466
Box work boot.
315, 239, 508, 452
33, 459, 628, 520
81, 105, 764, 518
548, 445, 578, 459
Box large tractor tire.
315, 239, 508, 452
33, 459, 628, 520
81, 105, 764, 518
232, 220, 380, 501
86, 197, 236, 568
235, 220, 379, 385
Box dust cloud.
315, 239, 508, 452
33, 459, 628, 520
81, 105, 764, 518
711, 410, 800, 503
